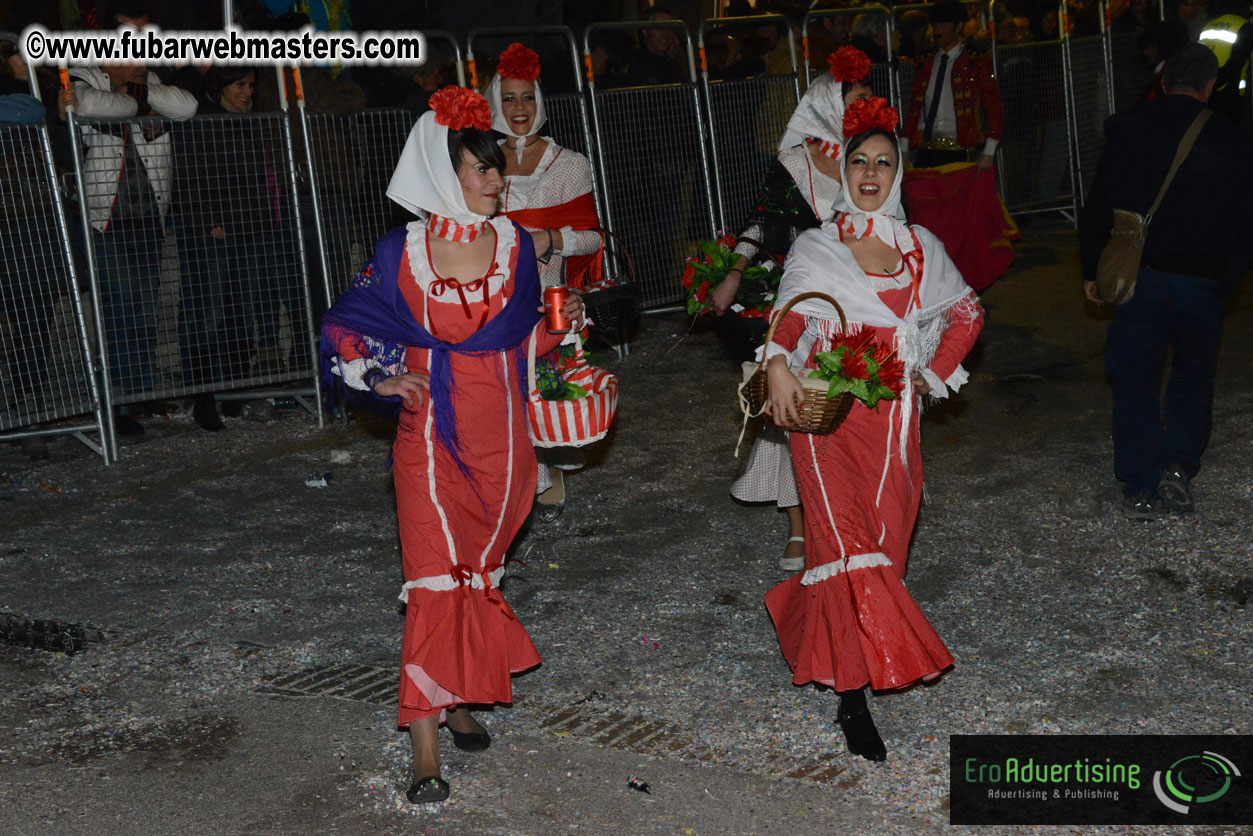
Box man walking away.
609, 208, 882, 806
1079, 44, 1253, 520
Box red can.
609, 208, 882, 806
544, 286, 572, 334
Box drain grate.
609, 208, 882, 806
257, 665, 857, 785
536, 705, 854, 785
0, 613, 109, 655
257, 663, 397, 706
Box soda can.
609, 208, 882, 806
544, 286, 572, 334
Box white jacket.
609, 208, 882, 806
70, 67, 197, 232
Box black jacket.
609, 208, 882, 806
1078, 94, 1253, 290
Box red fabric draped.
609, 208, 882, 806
503, 192, 605, 291
902, 163, 1020, 292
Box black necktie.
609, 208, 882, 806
922, 52, 949, 143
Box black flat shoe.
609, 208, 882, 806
449, 727, 491, 752
406, 775, 449, 803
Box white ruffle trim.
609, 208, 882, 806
800, 552, 892, 586
398, 565, 506, 602
945, 364, 969, 392
919, 363, 970, 401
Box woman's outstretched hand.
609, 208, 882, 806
763, 355, 803, 428
374, 372, 431, 409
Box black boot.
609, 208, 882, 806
837, 688, 886, 761
193, 393, 223, 431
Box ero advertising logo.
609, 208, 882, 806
950, 735, 1252, 825
1152, 751, 1241, 814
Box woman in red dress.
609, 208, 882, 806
321, 87, 584, 803
487, 41, 608, 520
763, 98, 984, 761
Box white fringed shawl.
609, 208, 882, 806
765, 222, 982, 464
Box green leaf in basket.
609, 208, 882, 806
847, 378, 871, 404
824, 376, 853, 398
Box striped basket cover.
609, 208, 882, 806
527, 335, 618, 448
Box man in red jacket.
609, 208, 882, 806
901, 0, 1003, 170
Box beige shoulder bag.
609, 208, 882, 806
1096, 109, 1211, 305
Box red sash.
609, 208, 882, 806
503, 192, 605, 291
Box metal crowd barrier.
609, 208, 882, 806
584, 20, 718, 309
1068, 31, 1113, 201
301, 105, 418, 303
0, 115, 107, 461
698, 15, 802, 236
67, 103, 323, 458
990, 0, 1079, 216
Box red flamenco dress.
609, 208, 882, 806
330, 217, 562, 726
765, 279, 983, 693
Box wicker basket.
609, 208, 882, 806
741, 291, 854, 436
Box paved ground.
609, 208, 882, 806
1, 217, 1251, 835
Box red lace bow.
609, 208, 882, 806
449, 564, 516, 620
430, 86, 492, 131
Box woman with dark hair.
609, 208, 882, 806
487, 42, 607, 521
716, 47, 873, 573
174, 65, 296, 429
321, 87, 584, 804
762, 98, 983, 760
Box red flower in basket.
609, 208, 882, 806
430, 86, 492, 131
827, 46, 871, 83
840, 350, 870, 380
831, 328, 875, 357
843, 96, 898, 139
681, 261, 696, 286
694, 280, 710, 303
878, 353, 906, 395
497, 42, 542, 82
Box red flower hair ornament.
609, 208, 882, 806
430, 85, 492, 132
497, 42, 542, 82
843, 96, 899, 139
827, 46, 871, 83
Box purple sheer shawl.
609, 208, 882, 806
320, 222, 541, 482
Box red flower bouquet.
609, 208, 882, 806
809, 331, 905, 409
680, 234, 781, 319
497, 42, 542, 81
430, 85, 492, 131
843, 96, 899, 139
827, 46, 871, 83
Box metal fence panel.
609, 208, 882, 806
0, 122, 99, 433
705, 73, 798, 234
307, 109, 417, 301
72, 113, 318, 409
590, 84, 715, 308
543, 92, 592, 159
1068, 35, 1112, 200
994, 40, 1076, 212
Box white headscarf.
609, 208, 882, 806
777, 74, 848, 156
834, 131, 911, 251
386, 109, 487, 228
487, 73, 547, 164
